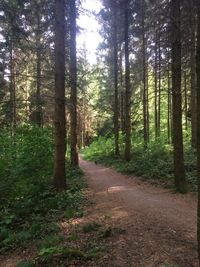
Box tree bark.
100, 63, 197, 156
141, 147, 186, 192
146, 60, 150, 142
190, 0, 197, 148
35, 13, 43, 127
158, 24, 161, 137
113, 1, 119, 156
184, 71, 188, 131
171, 0, 187, 193
196, 1, 200, 261
119, 47, 125, 133
154, 33, 158, 139
10, 39, 16, 138
142, 0, 147, 147
70, 0, 79, 166
124, 0, 131, 161
53, 0, 67, 191
167, 55, 172, 144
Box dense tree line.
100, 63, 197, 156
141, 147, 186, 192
96, 0, 200, 259
1, 0, 200, 263
0, 0, 95, 189
97, 0, 198, 193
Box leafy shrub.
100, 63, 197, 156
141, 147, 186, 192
38, 246, 84, 261
83, 136, 115, 161
83, 133, 197, 190
0, 125, 54, 203
0, 126, 85, 252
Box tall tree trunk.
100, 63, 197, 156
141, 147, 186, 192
190, 0, 197, 147
146, 70, 150, 142
171, 0, 187, 193
184, 71, 188, 131
196, 1, 200, 261
142, 0, 147, 147
113, 2, 119, 156
119, 47, 125, 133
10, 39, 16, 138
158, 25, 161, 137
53, 0, 67, 191
82, 96, 86, 148
120, 92, 125, 133
26, 66, 29, 121
124, 0, 131, 161
146, 44, 150, 142
36, 13, 42, 127
70, 0, 79, 166
167, 55, 172, 144
154, 33, 158, 139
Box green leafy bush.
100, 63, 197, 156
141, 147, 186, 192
83, 133, 197, 190
0, 126, 85, 252
0, 126, 54, 203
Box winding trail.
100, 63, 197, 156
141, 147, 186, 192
80, 157, 198, 267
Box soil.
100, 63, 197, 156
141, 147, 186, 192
0, 158, 198, 267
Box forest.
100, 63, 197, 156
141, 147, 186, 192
0, 0, 200, 266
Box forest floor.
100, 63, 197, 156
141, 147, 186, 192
0, 158, 198, 267
79, 157, 198, 267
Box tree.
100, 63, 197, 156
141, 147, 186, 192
9, 39, 16, 138
154, 30, 158, 139
141, 0, 148, 147
112, 1, 120, 156
53, 0, 67, 191
124, 0, 131, 161
190, 0, 197, 148
196, 0, 200, 261
0, 0, 24, 134
35, 10, 43, 127
171, 0, 187, 193
70, 0, 79, 167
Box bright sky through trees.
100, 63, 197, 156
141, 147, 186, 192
77, 0, 102, 64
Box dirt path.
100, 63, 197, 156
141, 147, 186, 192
0, 158, 198, 267
80, 157, 198, 267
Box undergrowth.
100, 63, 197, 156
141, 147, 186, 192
0, 126, 85, 253
83, 134, 197, 191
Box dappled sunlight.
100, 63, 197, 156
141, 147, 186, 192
0, 0, 199, 265
70, 218, 85, 226
60, 218, 85, 230
108, 186, 131, 193
95, 185, 132, 197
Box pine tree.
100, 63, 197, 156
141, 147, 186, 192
112, 0, 120, 157
171, 0, 187, 193
196, 0, 200, 261
124, 0, 131, 161
70, 0, 79, 167
53, 0, 67, 191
